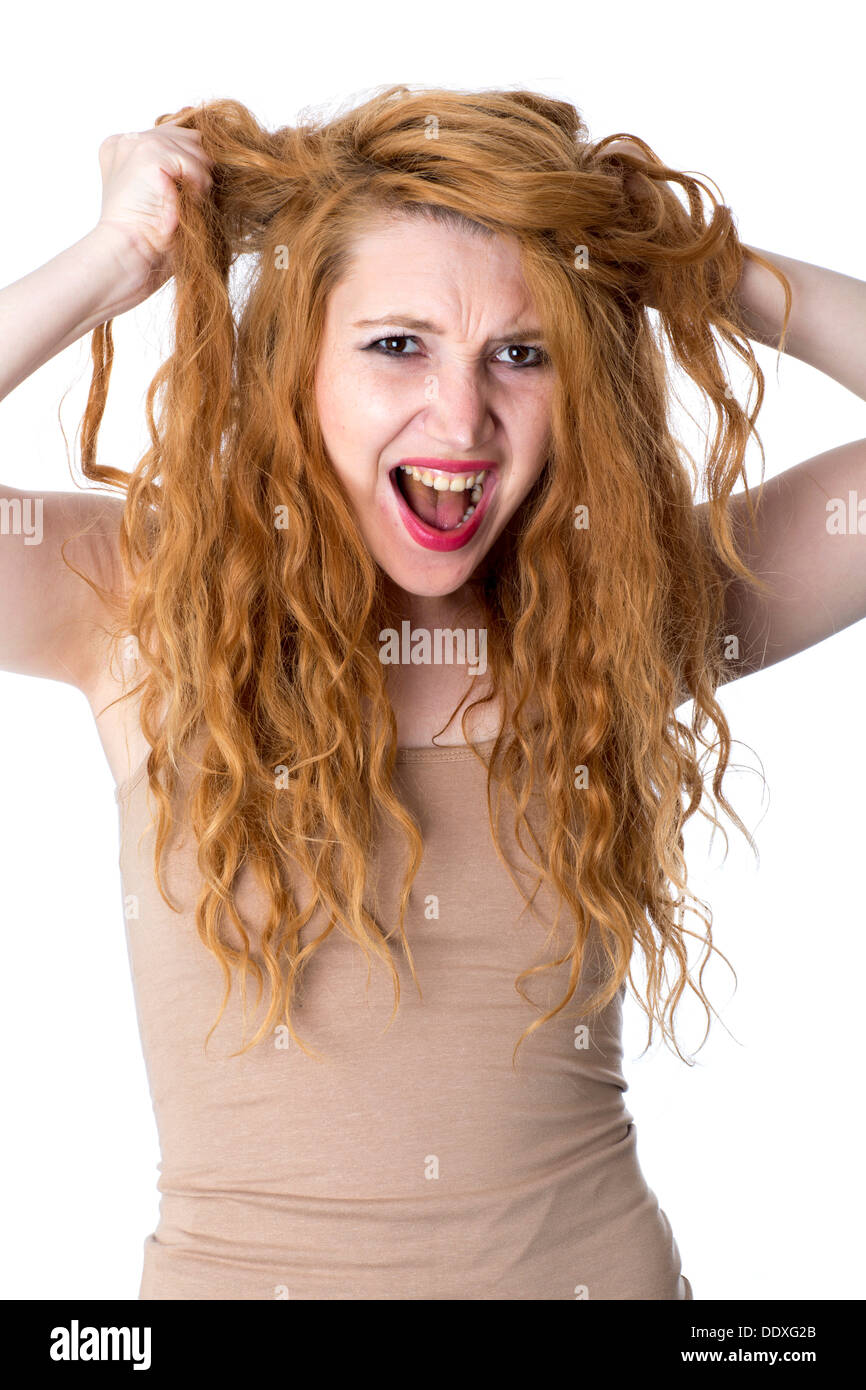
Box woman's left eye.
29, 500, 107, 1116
495, 344, 548, 368
364, 336, 548, 368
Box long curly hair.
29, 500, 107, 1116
72, 84, 791, 1068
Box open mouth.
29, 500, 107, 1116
387, 462, 496, 553
392, 463, 487, 532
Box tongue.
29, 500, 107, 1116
401, 473, 468, 531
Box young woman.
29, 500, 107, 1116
1, 85, 863, 1301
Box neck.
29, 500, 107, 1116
384, 581, 484, 633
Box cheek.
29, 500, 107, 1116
318, 358, 402, 441
505, 392, 552, 495
509, 386, 553, 452
315, 353, 353, 428
313, 361, 337, 438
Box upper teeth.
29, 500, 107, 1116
400, 465, 486, 492
399, 465, 486, 503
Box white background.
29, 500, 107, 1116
0, 0, 863, 1300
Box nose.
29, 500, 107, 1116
421, 361, 496, 452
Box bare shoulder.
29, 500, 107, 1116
0, 485, 152, 792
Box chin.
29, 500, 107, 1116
382, 567, 475, 598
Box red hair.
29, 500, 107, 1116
72, 85, 791, 1067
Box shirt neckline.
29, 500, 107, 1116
395, 737, 499, 763
116, 735, 502, 800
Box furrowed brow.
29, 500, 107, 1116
352, 314, 545, 345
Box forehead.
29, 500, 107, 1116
328, 212, 536, 325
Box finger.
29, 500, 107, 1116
164, 154, 214, 196
151, 115, 213, 151
154, 109, 199, 128
156, 128, 216, 171
159, 141, 216, 183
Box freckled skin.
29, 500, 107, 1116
314, 213, 554, 624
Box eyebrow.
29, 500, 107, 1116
352, 314, 545, 344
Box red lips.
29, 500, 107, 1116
388, 464, 497, 553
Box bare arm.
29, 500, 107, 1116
719, 438, 866, 681
0, 226, 149, 695
0, 483, 126, 694
0, 225, 156, 402
0, 121, 212, 697
699, 246, 866, 684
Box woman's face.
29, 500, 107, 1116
314, 212, 554, 600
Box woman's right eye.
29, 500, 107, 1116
364, 336, 421, 357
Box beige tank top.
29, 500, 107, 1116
116, 736, 693, 1300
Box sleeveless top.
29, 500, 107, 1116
116, 735, 693, 1301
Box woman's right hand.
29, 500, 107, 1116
92, 117, 214, 313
